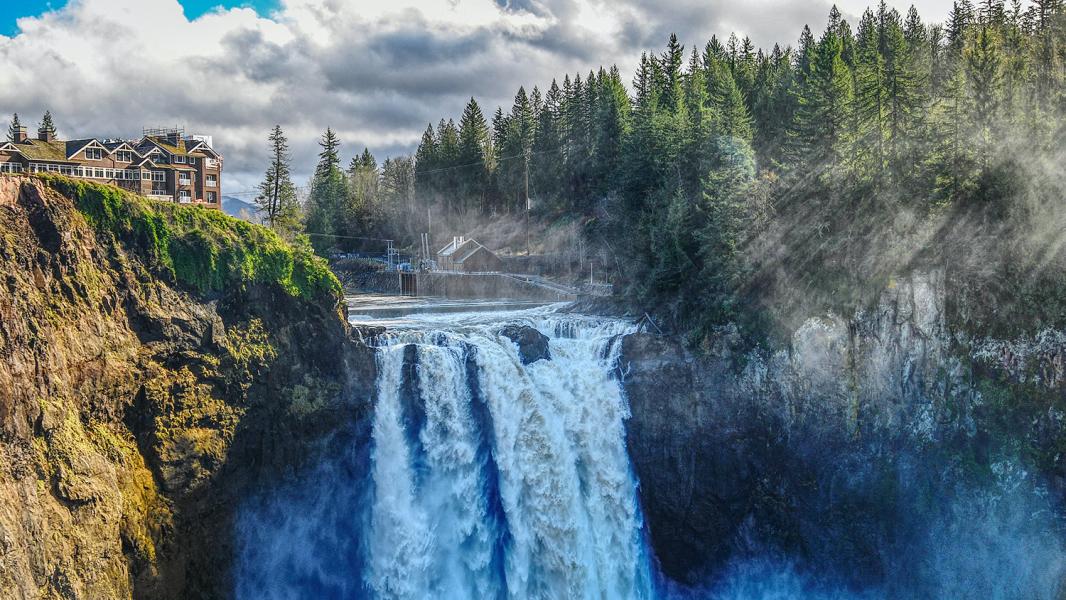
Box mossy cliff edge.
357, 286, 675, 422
0, 175, 375, 599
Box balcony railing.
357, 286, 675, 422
26, 162, 147, 181
179, 178, 192, 186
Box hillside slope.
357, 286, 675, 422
0, 175, 375, 599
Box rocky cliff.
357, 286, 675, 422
0, 175, 375, 599
622, 270, 1066, 595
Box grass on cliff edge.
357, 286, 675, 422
35, 174, 341, 305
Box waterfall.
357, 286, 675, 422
236, 307, 654, 599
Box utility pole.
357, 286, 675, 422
524, 151, 530, 256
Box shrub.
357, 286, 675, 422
38, 174, 341, 305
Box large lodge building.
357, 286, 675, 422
0, 125, 222, 208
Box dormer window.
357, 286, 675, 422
84, 147, 103, 160
115, 150, 132, 162
174, 155, 186, 164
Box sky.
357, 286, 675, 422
0, 0, 960, 194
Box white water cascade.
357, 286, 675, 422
366, 307, 654, 599
234, 306, 655, 599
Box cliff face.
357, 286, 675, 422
622, 270, 1066, 593
0, 176, 375, 599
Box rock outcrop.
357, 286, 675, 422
0, 176, 376, 599
500, 324, 551, 364
622, 270, 1066, 592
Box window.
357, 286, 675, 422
151, 171, 165, 182
94, 168, 105, 178
206, 175, 217, 187
115, 150, 132, 162
206, 192, 217, 203
84, 147, 102, 160
174, 155, 186, 164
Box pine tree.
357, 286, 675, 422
698, 136, 756, 330
345, 147, 379, 245
39, 111, 57, 137
855, 8, 888, 177
881, 5, 921, 178
948, 0, 977, 51
457, 97, 490, 215
660, 34, 686, 113
709, 59, 753, 142
381, 156, 415, 218
436, 118, 461, 207
255, 125, 299, 235
789, 23, 854, 179
532, 79, 564, 206
592, 65, 631, 198
7, 113, 21, 142
966, 25, 1003, 167
414, 123, 438, 200
316, 128, 341, 177
305, 128, 348, 253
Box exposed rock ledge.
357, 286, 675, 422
500, 324, 551, 364
0, 176, 376, 599
621, 270, 1066, 589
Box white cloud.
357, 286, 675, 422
0, 0, 963, 193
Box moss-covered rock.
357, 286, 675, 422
0, 175, 375, 599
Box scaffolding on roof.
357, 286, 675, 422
142, 126, 185, 138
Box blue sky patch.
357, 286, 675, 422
0, 0, 278, 36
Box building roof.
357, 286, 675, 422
438, 237, 476, 257
1, 131, 222, 164
437, 237, 497, 264
9, 139, 78, 163
453, 243, 490, 264
185, 139, 218, 157
142, 136, 190, 156
103, 141, 139, 154
65, 139, 106, 159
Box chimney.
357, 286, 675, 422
13, 126, 27, 143
37, 127, 54, 142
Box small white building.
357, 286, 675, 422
437, 236, 504, 273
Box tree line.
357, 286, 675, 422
408, 0, 1066, 340
263, 0, 1065, 341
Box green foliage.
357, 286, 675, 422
256, 125, 301, 237
39, 110, 57, 136
40, 174, 341, 305
396, 1, 1066, 344
305, 127, 350, 254
7, 112, 21, 142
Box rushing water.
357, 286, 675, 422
237, 305, 654, 599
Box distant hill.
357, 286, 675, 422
222, 196, 263, 223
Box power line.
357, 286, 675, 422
303, 231, 395, 243
223, 139, 575, 198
